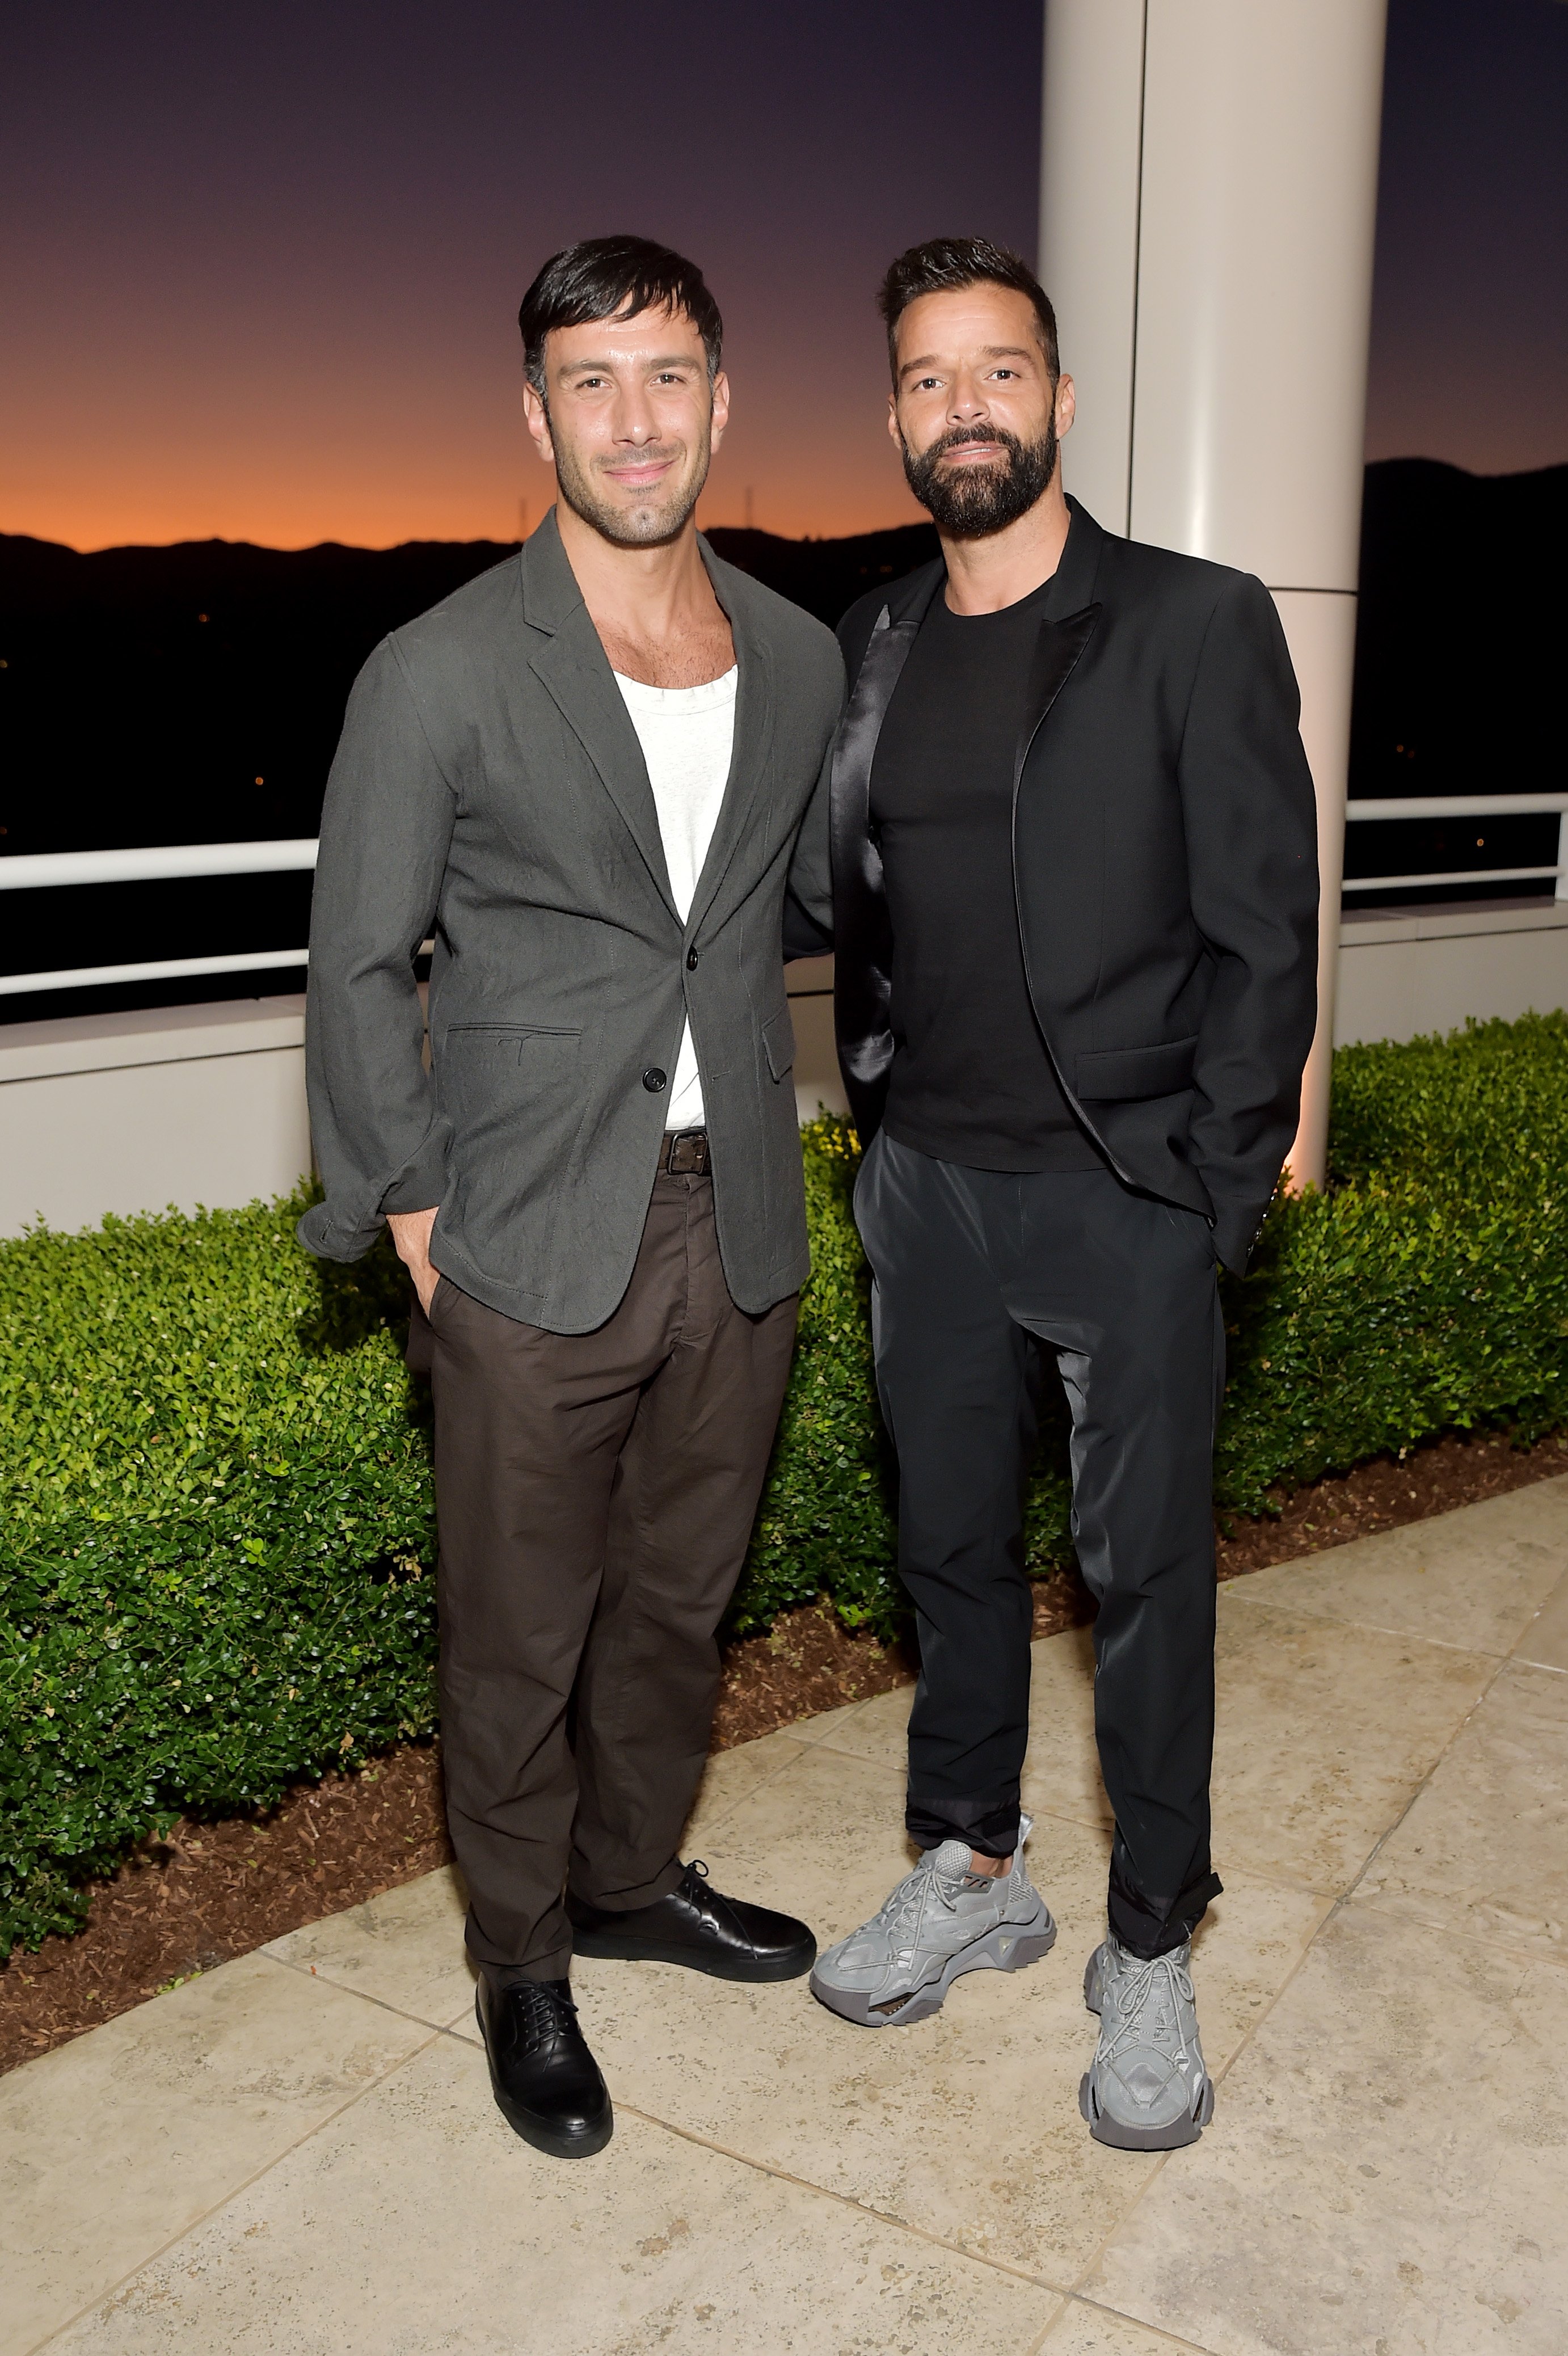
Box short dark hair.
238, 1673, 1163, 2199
877, 237, 1059, 388
517, 235, 723, 398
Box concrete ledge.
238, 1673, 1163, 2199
1336, 897, 1568, 1044
0, 995, 310, 1237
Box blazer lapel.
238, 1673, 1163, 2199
828, 567, 940, 1131
684, 549, 773, 941
1013, 603, 1102, 794
521, 515, 679, 922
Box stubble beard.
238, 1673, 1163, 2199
902, 418, 1057, 539
551, 418, 713, 549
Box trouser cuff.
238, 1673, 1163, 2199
482, 1953, 572, 1988
1107, 1851, 1222, 1959
906, 1791, 1021, 1858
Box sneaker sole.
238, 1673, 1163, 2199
810, 1903, 1057, 2028
475, 1993, 615, 2159
1078, 2066, 1214, 2151
569, 1929, 816, 1982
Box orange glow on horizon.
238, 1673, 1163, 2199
4, 416, 928, 555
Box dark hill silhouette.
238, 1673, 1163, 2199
0, 467, 1561, 1015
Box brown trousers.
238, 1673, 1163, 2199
410, 1171, 797, 1981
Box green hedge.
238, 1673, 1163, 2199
5, 1011, 1568, 1954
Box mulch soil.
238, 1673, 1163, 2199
4, 1422, 1563, 2076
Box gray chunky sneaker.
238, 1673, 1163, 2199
1079, 1936, 1215, 2149
810, 1815, 1056, 2028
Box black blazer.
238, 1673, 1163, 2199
786, 500, 1320, 1273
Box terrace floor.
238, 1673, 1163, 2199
7, 1480, 1568, 2355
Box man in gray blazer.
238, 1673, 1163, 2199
300, 237, 844, 2160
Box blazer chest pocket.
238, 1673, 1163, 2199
761, 1005, 796, 1082
1074, 1036, 1197, 1102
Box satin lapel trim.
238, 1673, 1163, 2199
685, 581, 773, 941
526, 609, 678, 921
1013, 603, 1102, 791
829, 606, 919, 1094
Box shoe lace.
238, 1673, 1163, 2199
876, 1854, 960, 1949
1100, 1949, 1196, 2073
509, 1980, 576, 2045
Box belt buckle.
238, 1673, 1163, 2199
667, 1129, 707, 1176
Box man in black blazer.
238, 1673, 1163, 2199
791, 238, 1317, 2151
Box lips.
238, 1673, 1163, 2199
605, 458, 676, 490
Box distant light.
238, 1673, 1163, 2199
255, 776, 264, 785
197, 613, 209, 623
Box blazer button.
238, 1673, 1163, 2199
686, 948, 699, 970
642, 1068, 668, 1093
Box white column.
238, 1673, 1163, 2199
1040, 0, 1388, 1188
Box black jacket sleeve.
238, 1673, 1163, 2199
1178, 574, 1320, 1269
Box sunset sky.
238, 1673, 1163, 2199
3, 0, 1565, 554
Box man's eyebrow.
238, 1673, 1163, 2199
897, 342, 1036, 381
557, 352, 700, 377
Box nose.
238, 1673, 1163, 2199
614, 383, 660, 446
949, 372, 988, 423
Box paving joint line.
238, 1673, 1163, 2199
691, 1730, 828, 1841
610, 2097, 1076, 2300
1219, 1584, 1510, 1664
27, 2013, 442, 2355
260, 1942, 477, 2039
1046, 2292, 1225, 2353
1056, 1643, 1489, 2317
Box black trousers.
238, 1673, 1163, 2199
855, 1131, 1225, 1959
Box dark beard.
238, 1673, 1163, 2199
901, 420, 1056, 537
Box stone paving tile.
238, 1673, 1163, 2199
1, 1953, 429, 2356
1357, 1657, 1568, 1961
807, 1622, 1111, 1834
681, 1727, 817, 1846
1228, 1478, 1568, 1658
538, 1738, 1326, 2285
1210, 1594, 1495, 1894
1080, 1903, 1568, 2356
44, 2034, 1064, 2356
1515, 1566, 1568, 1672
262, 1734, 821, 2037
265, 1867, 474, 2033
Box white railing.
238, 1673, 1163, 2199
2, 796, 1567, 997
0, 841, 319, 998
1342, 794, 1568, 900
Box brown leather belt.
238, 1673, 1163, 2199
657, 1128, 711, 1176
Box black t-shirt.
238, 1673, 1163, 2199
870, 579, 1105, 1173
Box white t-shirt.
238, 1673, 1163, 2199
612, 665, 739, 1132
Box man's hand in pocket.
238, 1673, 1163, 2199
387, 1208, 440, 1314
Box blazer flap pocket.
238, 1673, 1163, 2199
444, 1022, 580, 1067
1074, 1036, 1198, 1102
762, 1005, 796, 1082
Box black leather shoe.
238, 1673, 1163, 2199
474, 1976, 613, 2159
568, 1860, 816, 1983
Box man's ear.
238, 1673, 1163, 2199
709, 368, 731, 456
522, 382, 555, 464
886, 391, 902, 449
1055, 372, 1076, 439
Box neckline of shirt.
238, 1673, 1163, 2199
612, 665, 739, 711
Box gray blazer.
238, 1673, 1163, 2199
298, 508, 844, 1332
